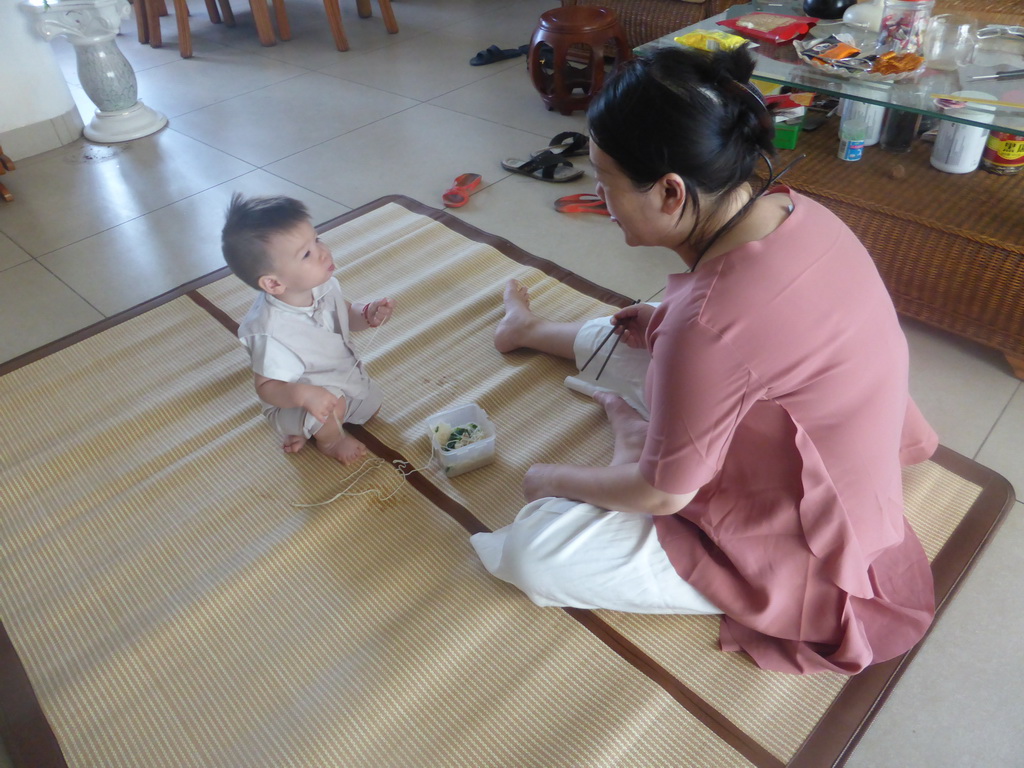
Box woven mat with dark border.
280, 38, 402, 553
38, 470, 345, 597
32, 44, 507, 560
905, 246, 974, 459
0, 196, 1014, 768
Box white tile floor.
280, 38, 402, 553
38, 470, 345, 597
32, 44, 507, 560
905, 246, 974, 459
1, 0, 1021, 765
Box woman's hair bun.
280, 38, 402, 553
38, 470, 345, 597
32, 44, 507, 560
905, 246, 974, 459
588, 44, 774, 195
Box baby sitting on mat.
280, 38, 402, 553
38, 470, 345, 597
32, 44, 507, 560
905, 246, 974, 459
222, 193, 394, 464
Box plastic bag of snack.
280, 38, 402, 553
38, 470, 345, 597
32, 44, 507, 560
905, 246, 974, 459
717, 12, 818, 44
674, 29, 752, 52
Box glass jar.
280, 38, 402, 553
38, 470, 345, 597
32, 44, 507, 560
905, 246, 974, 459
880, 108, 921, 153
876, 0, 933, 54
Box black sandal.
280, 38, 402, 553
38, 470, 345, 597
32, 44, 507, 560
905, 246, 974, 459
470, 44, 523, 66
530, 131, 590, 159
501, 150, 585, 182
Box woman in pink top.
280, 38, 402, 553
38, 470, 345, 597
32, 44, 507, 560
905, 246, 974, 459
471, 45, 938, 674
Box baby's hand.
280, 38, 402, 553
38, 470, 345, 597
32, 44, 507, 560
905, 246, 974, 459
301, 385, 341, 425
363, 297, 395, 327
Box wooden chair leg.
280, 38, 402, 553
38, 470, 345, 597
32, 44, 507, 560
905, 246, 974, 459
172, 0, 193, 57
272, 0, 291, 41
145, 0, 163, 48
355, 0, 371, 18
377, 0, 398, 34
218, 0, 236, 26
322, 0, 349, 51
204, 0, 222, 24
248, 0, 277, 46
155, 0, 168, 15
134, 0, 151, 42
0, 182, 12, 204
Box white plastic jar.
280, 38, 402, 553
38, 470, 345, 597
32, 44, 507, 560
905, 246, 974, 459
930, 91, 997, 174
840, 96, 884, 146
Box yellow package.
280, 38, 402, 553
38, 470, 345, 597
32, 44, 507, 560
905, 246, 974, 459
674, 30, 751, 52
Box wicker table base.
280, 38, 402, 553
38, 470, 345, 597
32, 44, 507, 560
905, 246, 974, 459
767, 123, 1024, 379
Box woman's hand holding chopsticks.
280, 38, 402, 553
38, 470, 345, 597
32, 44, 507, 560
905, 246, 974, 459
611, 303, 655, 350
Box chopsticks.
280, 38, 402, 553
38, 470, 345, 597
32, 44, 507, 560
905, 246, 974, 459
930, 93, 1024, 110
579, 299, 639, 381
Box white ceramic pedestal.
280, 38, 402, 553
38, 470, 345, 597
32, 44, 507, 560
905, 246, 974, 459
22, 0, 167, 143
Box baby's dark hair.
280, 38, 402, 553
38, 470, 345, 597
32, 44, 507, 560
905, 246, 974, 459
588, 45, 776, 257
222, 193, 311, 290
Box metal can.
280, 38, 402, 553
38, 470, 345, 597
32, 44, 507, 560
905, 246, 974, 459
981, 131, 1024, 175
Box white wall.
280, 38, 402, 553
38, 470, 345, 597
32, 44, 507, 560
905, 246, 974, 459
0, 1, 82, 159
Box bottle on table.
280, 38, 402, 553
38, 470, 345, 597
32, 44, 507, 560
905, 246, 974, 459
981, 131, 1024, 175
930, 91, 997, 174
838, 116, 867, 161
835, 97, 884, 145
876, 0, 933, 54
881, 108, 921, 153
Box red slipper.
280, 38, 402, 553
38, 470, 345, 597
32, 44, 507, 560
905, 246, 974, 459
554, 193, 609, 215
442, 173, 482, 208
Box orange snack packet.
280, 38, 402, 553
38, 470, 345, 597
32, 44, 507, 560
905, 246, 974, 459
819, 42, 860, 60
871, 51, 924, 75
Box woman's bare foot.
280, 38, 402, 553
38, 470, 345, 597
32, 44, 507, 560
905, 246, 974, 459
282, 434, 307, 454
494, 279, 536, 353
594, 391, 648, 465
315, 432, 367, 465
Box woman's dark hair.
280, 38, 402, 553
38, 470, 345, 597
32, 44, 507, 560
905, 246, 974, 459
588, 45, 777, 259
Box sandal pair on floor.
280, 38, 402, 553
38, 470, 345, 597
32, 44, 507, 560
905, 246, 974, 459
444, 133, 603, 208
442, 175, 607, 216
502, 131, 590, 183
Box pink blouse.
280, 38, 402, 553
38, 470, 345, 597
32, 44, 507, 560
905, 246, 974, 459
641, 189, 938, 674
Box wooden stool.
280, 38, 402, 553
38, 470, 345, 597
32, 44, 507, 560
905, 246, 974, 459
527, 6, 631, 116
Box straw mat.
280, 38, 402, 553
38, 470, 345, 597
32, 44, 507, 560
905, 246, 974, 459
0, 196, 1014, 768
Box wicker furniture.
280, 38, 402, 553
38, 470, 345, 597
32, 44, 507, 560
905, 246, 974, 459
766, 124, 1024, 379
934, 0, 1021, 25
562, 0, 1023, 378
565, 0, 1023, 51
561, 0, 741, 50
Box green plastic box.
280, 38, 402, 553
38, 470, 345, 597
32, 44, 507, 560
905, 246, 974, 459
773, 116, 805, 150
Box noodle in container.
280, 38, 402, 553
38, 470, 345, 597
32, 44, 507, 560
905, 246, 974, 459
425, 403, 496, 477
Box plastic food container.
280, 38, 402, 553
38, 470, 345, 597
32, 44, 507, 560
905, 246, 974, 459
425, 402, 496, 477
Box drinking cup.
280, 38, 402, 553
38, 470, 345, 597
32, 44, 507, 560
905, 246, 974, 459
924, 14, 977, 71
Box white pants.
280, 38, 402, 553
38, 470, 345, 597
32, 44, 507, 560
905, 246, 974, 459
470, 316, 720, 615
264, 378, 383, 439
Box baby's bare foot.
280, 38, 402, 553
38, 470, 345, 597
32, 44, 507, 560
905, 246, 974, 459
494, 279, 536, 353
316, 432, 368, 465
282, 434, 307, 453
594, 391, 648, 465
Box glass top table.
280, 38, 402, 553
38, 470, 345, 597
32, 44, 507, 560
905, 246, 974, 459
637, 2, 1024, 133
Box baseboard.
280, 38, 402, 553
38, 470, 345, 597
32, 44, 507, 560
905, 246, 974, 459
0, 105, 83, 161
